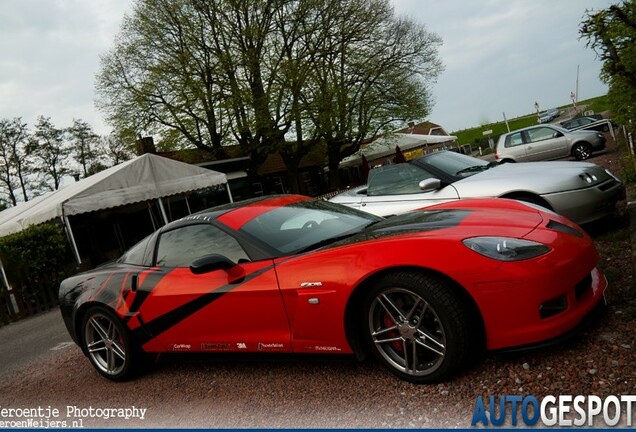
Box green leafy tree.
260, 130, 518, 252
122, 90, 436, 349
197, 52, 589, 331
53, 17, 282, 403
0, 118, 31, 204
96, 0, 442, 192
96, 0, 230, 158
581, 1, 636, 126
309, 0, 442, 187
67, 119, 102, 178
102, 133, 135, 166
26, 116, 70, 191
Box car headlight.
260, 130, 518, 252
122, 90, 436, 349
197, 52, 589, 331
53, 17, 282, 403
579, 172, 598, 184
462, 237, 551, 261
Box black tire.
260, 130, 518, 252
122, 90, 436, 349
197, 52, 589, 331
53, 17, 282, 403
499, 159, 515, 164
572, 142, 592, 160
81, 306, 142, 381
362, 272, 476, 383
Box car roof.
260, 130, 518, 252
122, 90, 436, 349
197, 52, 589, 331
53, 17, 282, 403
501, 123, 565, 135
162, 195, 312, 231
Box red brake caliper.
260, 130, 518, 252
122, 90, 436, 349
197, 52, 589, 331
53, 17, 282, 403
384, 313, 403, 352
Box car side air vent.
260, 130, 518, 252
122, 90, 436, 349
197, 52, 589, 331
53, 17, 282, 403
546, 220, 584, 238
598, 180, 617, 191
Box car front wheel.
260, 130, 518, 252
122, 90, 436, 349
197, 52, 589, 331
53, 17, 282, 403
81, 306, 141, 381
363, 272, 476, 383
573, 142, 592, 160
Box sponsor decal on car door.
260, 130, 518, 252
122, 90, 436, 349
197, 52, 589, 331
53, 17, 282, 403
133, 223, 291, 352
136, 262, 291, 352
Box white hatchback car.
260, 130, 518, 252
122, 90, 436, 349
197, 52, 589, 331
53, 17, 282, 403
495, 124, 606, 162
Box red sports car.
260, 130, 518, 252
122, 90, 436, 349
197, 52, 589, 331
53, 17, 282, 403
59, 195, 607, 383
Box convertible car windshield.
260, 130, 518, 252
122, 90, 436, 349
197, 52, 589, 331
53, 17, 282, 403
240, 199, 382, 254
414, 151, 492, 180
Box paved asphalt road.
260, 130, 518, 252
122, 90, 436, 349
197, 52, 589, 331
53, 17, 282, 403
0, 308, 73, 378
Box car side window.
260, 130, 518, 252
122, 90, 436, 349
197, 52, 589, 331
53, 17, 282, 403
119, 235, 152, 266
527, 127, 558, 143
505, 132, 524, 147
155, 224, 249, 268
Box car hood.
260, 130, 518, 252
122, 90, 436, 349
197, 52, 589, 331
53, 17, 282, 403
455, 161, 613, 194
481, 160, 597, 177
333, 202, 544, 247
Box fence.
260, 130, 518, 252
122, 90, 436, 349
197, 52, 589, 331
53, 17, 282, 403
0, 273, 60, 327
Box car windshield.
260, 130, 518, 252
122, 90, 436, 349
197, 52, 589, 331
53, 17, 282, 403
414, 151, 492, 180
240, 199, 382, 255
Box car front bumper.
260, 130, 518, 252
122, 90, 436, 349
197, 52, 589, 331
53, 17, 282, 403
541, 178, 625, 225
462, 216, 608, 351
473, 263, 607, 351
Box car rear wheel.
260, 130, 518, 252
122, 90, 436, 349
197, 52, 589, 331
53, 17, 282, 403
363, 272, 475, 383
82, 306, 141, 381
573, 142, 592, 160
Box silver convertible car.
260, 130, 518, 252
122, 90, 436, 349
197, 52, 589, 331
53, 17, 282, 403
329, 151, 624, 225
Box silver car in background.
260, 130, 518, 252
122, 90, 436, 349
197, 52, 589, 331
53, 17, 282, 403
495, 124, 606, 162
329, 151, 624, 225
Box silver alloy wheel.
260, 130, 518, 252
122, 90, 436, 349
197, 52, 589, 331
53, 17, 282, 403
84, 312, 127, 376
574, 144, 591, 160
368, 287, 446, 376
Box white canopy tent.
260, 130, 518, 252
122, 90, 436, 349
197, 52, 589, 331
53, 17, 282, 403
0, 153, 230, 264
339, 133, 457, 168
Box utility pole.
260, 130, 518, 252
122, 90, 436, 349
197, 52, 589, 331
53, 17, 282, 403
576, 65, 580, 104
502, 112, 510, 132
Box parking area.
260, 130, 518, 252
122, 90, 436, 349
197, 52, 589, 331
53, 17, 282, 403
0, 134, 634, 428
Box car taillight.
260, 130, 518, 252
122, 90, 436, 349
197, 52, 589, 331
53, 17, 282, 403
494, 152, 499, 159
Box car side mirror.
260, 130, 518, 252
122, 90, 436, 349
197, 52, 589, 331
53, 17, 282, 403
419, 178, 441, 192
190, 254, 236, 274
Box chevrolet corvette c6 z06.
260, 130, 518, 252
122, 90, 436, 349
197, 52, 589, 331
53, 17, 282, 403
59, 195, 607, 383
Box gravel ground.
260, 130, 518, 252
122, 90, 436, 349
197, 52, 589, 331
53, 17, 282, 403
0, 135, 634, 428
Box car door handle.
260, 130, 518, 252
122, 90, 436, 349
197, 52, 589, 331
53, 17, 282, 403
361, 203, 366, 207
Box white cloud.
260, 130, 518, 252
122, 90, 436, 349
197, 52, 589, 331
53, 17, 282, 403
0, 0, 618, 137
390, 0, 614, 131
0, 0, 132, 133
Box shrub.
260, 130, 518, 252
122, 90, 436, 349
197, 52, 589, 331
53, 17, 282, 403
0, 223, 74, 312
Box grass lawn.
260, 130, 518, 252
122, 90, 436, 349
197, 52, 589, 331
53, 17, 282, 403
450, 94, 610, 149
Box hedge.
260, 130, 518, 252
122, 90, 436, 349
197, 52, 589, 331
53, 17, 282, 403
0, 223, 75, 322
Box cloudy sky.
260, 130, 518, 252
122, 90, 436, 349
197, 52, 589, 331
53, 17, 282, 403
0, 0, 616, 136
